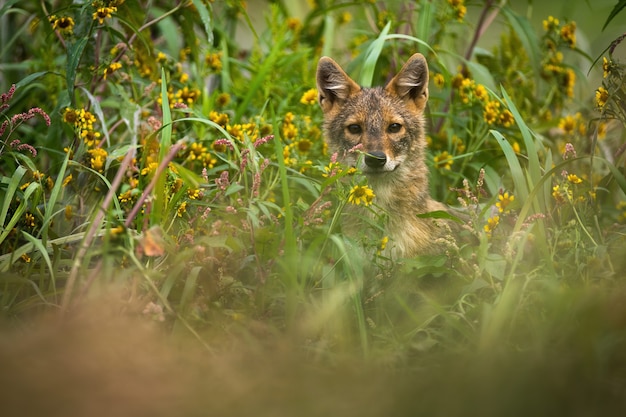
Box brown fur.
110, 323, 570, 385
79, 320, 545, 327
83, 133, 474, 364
316, 54, 453, 257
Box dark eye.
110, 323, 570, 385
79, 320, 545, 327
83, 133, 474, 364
388, 123, 402, 133
347, 124, 362, 134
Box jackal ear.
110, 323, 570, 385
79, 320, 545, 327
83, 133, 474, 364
386, 53, 429, 110
316, 57, 361, 113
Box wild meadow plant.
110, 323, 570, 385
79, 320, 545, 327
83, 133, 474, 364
0, 0, 625, 370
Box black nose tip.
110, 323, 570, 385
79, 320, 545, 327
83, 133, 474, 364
364, 151, 387, 168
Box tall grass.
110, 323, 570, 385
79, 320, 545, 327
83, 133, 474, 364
0, 0, 625, 390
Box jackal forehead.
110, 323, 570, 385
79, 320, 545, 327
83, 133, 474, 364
342, 89, 407, 124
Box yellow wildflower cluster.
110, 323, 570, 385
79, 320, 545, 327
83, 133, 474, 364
348, 185, 375, 206
452, 73, 514, 127
205, 52, 222, 72
496, 191, 515, 213
88, 148, 108, 172
557, 113, 586, 136
281, 111, 322, 170
543, 16, 576, 48
185, 142, 217, 168
552, 184, 572, 204
49, 15, 75, 34
93, 6, 117, 25
542, 53, 576, 98
453, 75, 488, 104
484, 215, 499, 237
63, 107, 102, 147
300, 89, 317, 106
595, 86, 609, 109
103, 62, 122, 80
541, 17, 578, 98
209, 111, 230, 127
434, 151, 453, 170
447, 0, 467, 21
158, 85, 201, 108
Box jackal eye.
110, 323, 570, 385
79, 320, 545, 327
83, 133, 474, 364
346, 124, 362, 134
388, 123, 402, 133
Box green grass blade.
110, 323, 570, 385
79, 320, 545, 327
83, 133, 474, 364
0, 181, 41, 247
359, 21, 391, 87
490, 129, 529, 201
21, 231, 56, 295
39, 151, 70, 244
0, 165, 26, 227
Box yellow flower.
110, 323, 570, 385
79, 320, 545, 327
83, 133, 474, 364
287, 17, 302, 32
338, 11, 352, 24
88, 148, 108, 172
498, 109, 515, 127
484, 215, 500, 236
567, 174, 583, 184
119, 189, 134, 203
62, 174, 73, 187
103, 62, 122, 80
21, 253, 31, 263
447, 0, 466, 21
434, 151, 453, 170
205, 52, 222, 72
377, 236, 389, 255
177, 201, 187, 217
65, 205, 73, 221
81, 129, 102, 147
560, 21, 576, 48
483, 100, 501, 125
596, 86, 609, 108
602, 57, 611, 78
93, 6, 117, 25
282, 122, 298, 140
433, 73, 445, 88
187, 188, 201, 199
473, 83, 489, 102
50, 16, 75, 34
552, 184, 572, 203
543, 16, 559, 32
175, 86, 200, 105
24, 212, 36, 228
216, 93, 231, 107
296, 139, 312, 153
156, 52, 168, 63
558, 114, 577, 136
348, 185, 375, 206
141, 162, 158, 176
496, 191, 515, 213
300, 88, 318, 105
209, 111, 229, 127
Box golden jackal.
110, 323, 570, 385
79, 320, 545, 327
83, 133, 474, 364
316, 53, 457, 257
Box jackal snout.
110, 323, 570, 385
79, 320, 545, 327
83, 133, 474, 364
363, 151, 387, 169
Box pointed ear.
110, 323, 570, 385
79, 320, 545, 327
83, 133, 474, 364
386, 53, 429, 110
316, 56, 361, 113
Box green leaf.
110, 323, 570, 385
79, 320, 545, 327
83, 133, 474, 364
0, 166, 26, 227
22, 231, 56, 292
66, 38, 88, 100
191, 0, 214, 45
359, 21, 391, 87
603, 0, 626, 31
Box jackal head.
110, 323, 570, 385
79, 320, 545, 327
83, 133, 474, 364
316, 54, 429, 179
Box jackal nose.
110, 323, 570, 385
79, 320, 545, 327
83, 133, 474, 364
364, 151, 387, 168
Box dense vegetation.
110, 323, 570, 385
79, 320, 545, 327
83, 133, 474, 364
1, 1, 626, 413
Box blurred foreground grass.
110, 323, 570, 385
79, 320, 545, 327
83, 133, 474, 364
1, 1, 626, 414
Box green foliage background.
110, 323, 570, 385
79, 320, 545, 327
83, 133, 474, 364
1, 0, 626, 393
